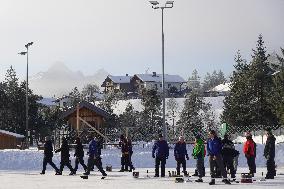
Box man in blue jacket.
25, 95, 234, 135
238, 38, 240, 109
174, 136, 189, 176
83, 135, 107, 178
152, 134, 169, 177
207, 130, 230, 185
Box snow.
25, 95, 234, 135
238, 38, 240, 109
108, 75, 132, 83
0, 129, 25, 138
37, 98, 57, 107
1, 168, 284, 189
209, 82, 231, 92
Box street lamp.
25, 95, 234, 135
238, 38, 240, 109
149, 1, 174, 140
18, 42, 33, 148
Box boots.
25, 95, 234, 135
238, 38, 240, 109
195, 178, 203, 182
222, 179, 231, 184
209, 179, 215, 185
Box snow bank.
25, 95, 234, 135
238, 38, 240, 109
1, 143, 284, 171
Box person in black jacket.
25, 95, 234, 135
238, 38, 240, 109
174, 136, 189, 176
119, 135, 130, 172
221, 134, 238, 180
127, 137, 135, 172
152, 134, 169, 177
264, 128, 276, 179
55, 137, 76, 175
40, 136, 60, 175
73, 137, 87, 173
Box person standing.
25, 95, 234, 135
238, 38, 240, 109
83, 135, 107, 178
73, 137, 87, 174
40, 136, 60, 175
55, 137, 76, 175
174, 136, 189, 176
127, 137, 135, 172
207, 130, 231, 185
119, 135, 130, 172
152, 134, 169, 177
192, 134, 205, 182
221, 134, 238, 180
264, 128, 276, 179
243, 132, 256, 177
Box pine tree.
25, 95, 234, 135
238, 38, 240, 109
68, 87, 82, 108
178, 92, 209, 140
139, 89, 162, 141
187, 69, 201, 91
247, 35, 278, 129
166, 98, 179, 139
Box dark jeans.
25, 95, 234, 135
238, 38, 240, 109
246, 156, 256, 174
176, 157, 186, 175
121, 153, 130, 170
42, 157, 59, 173
129, 153, 135, 170
209, 154, 227, 178
266, 158, 276, 177
59, 159, 75, 173
223, 156, 236, 178
74, 157, 87, 171
86, 156, 106, 176
155, 157, 166, 177
196, 157, 205, 178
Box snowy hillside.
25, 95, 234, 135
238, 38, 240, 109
113, 96, 225, 123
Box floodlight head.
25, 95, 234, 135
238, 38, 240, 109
25, 42, 34, 48
149, 1, 159, 6
18, 52, 27, 55
165, 1, 174, 8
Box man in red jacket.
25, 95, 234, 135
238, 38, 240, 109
243, 132, 256, 176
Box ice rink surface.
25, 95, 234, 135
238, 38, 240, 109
1, 168, 284, 189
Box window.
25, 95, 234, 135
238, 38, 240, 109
160, 84, 162, 87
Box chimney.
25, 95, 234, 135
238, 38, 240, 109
152, 72, 156, 77
126, 74, 129, 76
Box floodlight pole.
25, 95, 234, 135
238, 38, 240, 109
19, 42, 33, 148
150, 1, 174, 141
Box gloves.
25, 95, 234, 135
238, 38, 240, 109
166, 156, 168, 159
152, 154, 155, 158
186, 156, 189, 160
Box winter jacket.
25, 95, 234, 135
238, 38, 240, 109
152, 140, 169, 158
264, 135, 276, 159
174, 142, 188, 159
192, 139, 205, 159
88, 139, 98, 157
74, 142, 84, 158
44, 141, 53, 159
243, 139, 255, 157
55, 140, 70, 162
222, 138, 239, 157
207, 137, 223, 156
119, 138, 129, 154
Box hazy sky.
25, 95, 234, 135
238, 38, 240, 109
0, 0, 284, 80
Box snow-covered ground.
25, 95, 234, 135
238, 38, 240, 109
1, 168, 284, 189
1, 143, 284, 171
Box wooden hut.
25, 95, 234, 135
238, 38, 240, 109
61, 101, 111, 142
0, 130, 25, 149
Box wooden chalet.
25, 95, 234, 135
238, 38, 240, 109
0, 130, 25, 149
61, 101, 111, 142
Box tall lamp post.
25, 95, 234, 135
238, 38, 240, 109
18, 42, 33, 147
149, 1, 174, 140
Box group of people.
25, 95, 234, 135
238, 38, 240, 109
152, 128, 276, 185
40, 128, 276, 185
41, 135, 107, 178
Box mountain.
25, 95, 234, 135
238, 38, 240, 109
29, 62, 109, 97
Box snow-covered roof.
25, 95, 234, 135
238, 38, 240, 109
209, 82, 231, 92
0, 130, 25, 138
37, 98, 57, 106
108, 75, 132, 84
135, 74, 186, 83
